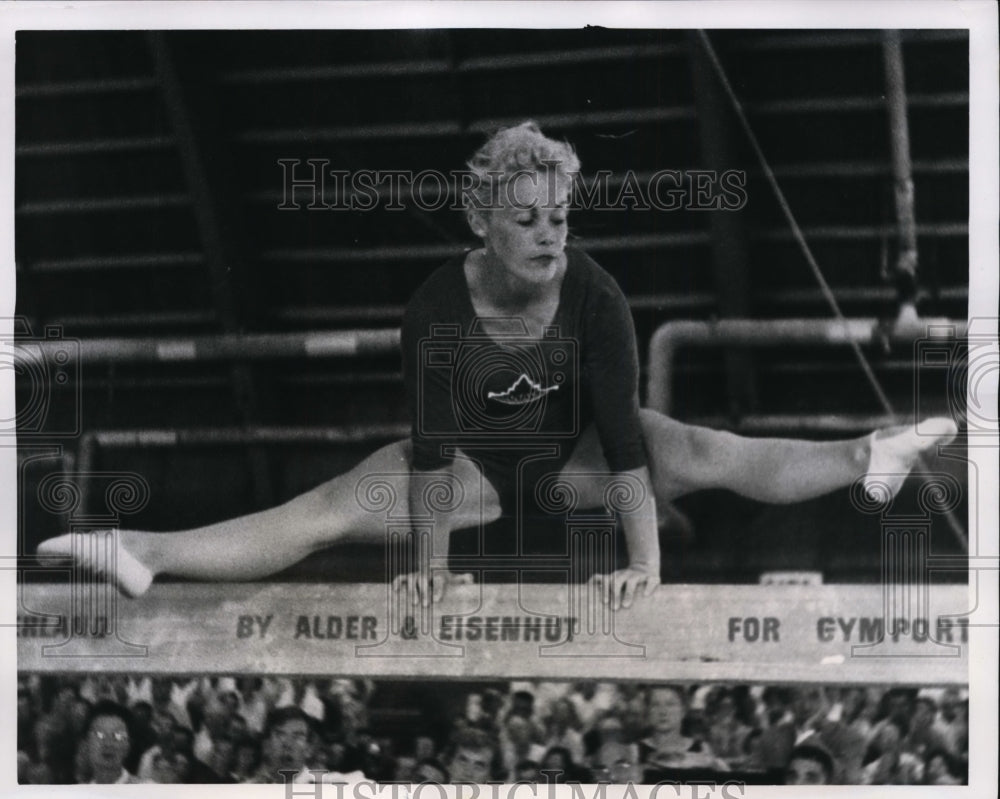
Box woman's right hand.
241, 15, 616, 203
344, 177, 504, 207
391, 570, 475, 606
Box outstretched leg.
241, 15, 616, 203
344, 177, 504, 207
638, 410, 957, 504
554, 410, 958, 508
37, 439, 500, 596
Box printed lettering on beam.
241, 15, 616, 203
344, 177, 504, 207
16, 583, 970, 684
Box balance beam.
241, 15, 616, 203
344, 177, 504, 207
16, 582, 969, 684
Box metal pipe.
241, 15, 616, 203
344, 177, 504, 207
73, 425, 409, 515
76, 432, 96, 518
645, 317, 967, 414
48, 310, 217, 330
734, 29, 967, 51
260, 223, 962, 267
754, 222, 966, 241
220, 58, 452, 85
16, 193, 189, 215
16, 136, 174, 158
30, 252, 202, 273
883, 30, 919, 306
91, 424, 410, 448
25, 329, 401, 365
261, 231, 712, 267
16, 76, 158, 98
240, 106, 696, 145
459, 43, 685, 71
745, 91, 966, 115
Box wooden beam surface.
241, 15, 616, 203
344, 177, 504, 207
17, 582, 970, 685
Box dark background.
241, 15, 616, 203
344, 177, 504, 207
15, 29, 970, 583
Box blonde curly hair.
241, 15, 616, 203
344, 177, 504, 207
465, 120, 580, 210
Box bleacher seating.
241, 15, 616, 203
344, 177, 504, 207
15, 29, 970, 581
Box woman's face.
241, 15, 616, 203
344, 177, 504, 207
875, 722, 901, 753
87, 715, 131, 774
473, 170, 570, 289
542, 750, 568, 771
506, 715, 532, 746
926, 755, 948, 782
551, 699, 573, 725
236, 745, 258, 772
716, 696, 735, 720
648, 688, 685, 734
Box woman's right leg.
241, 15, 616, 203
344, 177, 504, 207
38, 439, 498, 595
126, 439, 418, 581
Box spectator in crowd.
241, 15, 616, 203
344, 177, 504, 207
508, 690, 538, 722
414, 735, 437, 762
616, 684, 649, 743
150, 677, 193, 730
13, 673, 971, 787
860, 718, 911, 784
80, 700, 142, 784
128, 700, 160, 762
413, 757, 450, 784
540, 745, 589, 783
35, 679, 83, 784
739, 729, 766, 773
204, 732, 238, 782
784, 743, 834, 785
935, 691, 968, 760
245, 707, 317, 783
138, 718, 208, 783
172, 722, 223, 782
567, 682, 619, 730
510, 682, 567, 722
541, 697, 585, 763
146, 747, 190, 783
17, 682, 36, 759
759, 686, 793, 728
873, 688, 916, 732
838, 687, 878, 740
639, 686, 727, 770
499, 711, 546, 776
705, 687, 752, 766
447, 727, 500, 783
756, 686, 865, 783
923, 748, 963, 785
591, 740, 643, 784
585, 713, 638, 772
354, 731, 397, 780
232, 734, 263, 782
903, 696, 950, 763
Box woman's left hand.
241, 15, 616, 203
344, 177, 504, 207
588, 567, 659, 610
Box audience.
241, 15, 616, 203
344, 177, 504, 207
79, 700, 142, 784
14, 673, 969, 785
784, 743, 834, 785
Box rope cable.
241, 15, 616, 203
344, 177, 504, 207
695, 31, 968, 550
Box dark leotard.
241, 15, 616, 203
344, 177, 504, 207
401, 246, 647, 558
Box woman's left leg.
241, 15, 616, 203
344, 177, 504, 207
555, 409, 958, 508
638, 409, 957, 504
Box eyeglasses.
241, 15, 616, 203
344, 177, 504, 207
92, 730, 129, 742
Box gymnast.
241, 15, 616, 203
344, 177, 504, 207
38, 122, 957, 609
